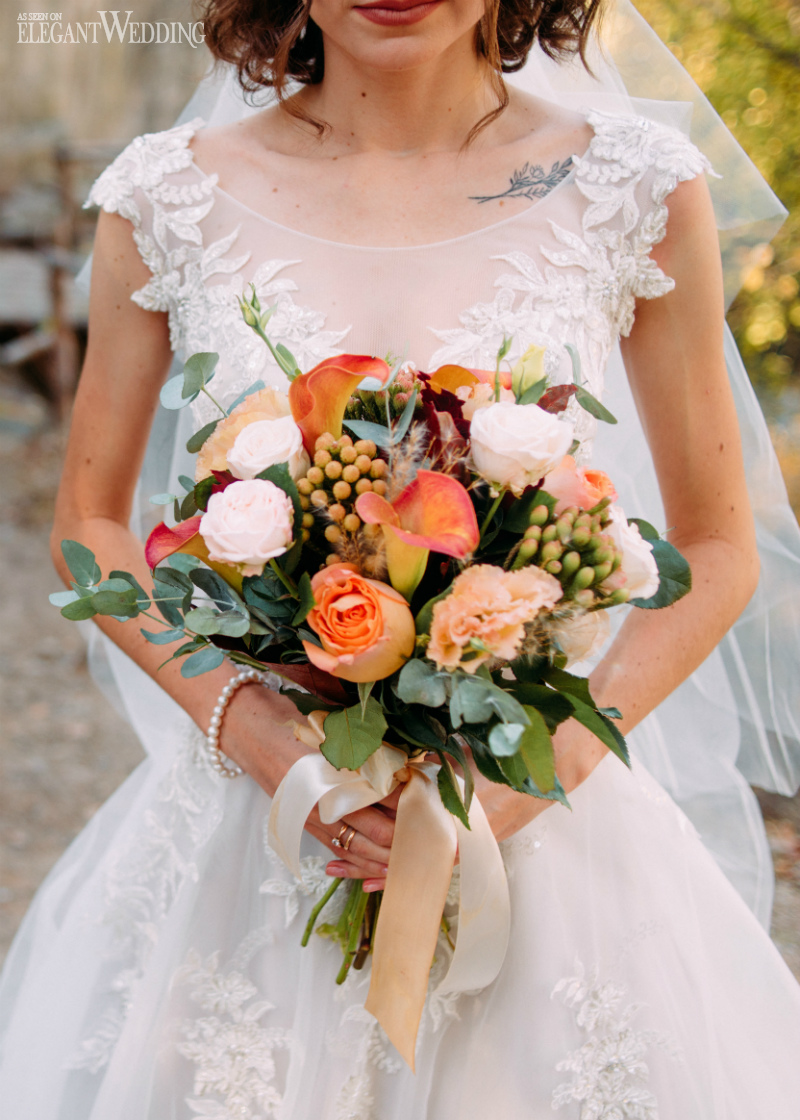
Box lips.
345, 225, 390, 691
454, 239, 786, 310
353, 0, 444, 25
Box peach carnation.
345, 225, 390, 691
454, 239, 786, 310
427, 563, 563, 673
195, 387, 294, 481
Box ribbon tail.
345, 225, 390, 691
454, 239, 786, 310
268, 753, 339, 880
435, 792, 511, 996
365, 770, 457, 1071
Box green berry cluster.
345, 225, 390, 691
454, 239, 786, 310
514, 499, 630, 607
296, 433, 388, 558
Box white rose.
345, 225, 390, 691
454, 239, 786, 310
604, 505, 660, 600
199, 479, 294, 576
552, 610, 611, 668
227, 416, 310, 482
470, 401, 574, 495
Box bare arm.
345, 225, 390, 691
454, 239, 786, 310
53, 209, 394, 874
475, 173, 760, 837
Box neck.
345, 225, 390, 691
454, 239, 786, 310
291, 32, 499, 155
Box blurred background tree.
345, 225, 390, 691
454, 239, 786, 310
635, 0, 800, 391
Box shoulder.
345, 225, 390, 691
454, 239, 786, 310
579, 110, 711, 202
84, 116, 211, 225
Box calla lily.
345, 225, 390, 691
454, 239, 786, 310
356, 470, 480, 599
428, 364, 512, 394
288, 354, 392, 452
144, 518, 244, 592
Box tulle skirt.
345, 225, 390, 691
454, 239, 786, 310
1, 702, 800, 1120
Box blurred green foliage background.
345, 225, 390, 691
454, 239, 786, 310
635, 0, 800, 394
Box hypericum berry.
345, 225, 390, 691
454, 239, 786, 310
343, 513, 361, 533
355, 454, 372, 475
518, 538, 539, 561
324, 524, 342, 544
315, 432, 337, 451
593, 561, 613, 583
301, 528, 311, 543
297, 478, 313, 496
302, 512, 315, 529
325, 553, 340, 566
523, 525, 542, 542
529, 504, 550, 527
342, 464, 360, 484
544, 560, 562, 575
299, 495, 310, 511
328, 503, 346, 522
370, 460, 388, 480
540, 540, 563, 563
573, 566, 596, 591
541, 524, 558, 544
372, 479, 388, 497
561, 550, 581, 576
355, 478, 373, 495
311, 489, 329, 508
571, 526, 591, 548
314, 449, 332, 468
340, 446, 357, 464
332, 480, 352, 501
324, 460, 343, 480
354, 439, 377, 458
609, 588, 631, 605
306, 466, 325, 486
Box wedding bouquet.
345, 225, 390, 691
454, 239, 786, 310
52, 288, 690, 1064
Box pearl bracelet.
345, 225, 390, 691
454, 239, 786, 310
205, 667, 264, 778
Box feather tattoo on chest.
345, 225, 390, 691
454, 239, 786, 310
470, 155, 574, 205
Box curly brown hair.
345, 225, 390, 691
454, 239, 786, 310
200, 0, 604, 138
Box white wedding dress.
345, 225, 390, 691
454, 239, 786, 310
1, 111, 800, 1120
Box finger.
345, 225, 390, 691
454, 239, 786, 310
326, 858, 388, 880
310, 810, 392, 866
342, 804, 396, 851
363, 877, 386, 892
304, 823, 388, 878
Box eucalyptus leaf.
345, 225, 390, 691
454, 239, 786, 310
160, 375, 197, 410
395, 659, 449, 708
184, 605, 223, 635
183, 352, 219, 397
488, 722, 526, 757
152, 579, 185, 627
449, 674, 529, 729
225, 379, 266, 415
149, 492, 177, 506
321, 699, 387, 771
49, 590, 79, 607
190, 567, 241, 610
61, 596, 98, 621
574, 385, 618, 425
61, 540, 101, 588
180, 644, 226, 677
214, 611, 251, 638
167, 554, 202, 574
565, 342, 582, 385
186, 421, 219, 454
391, 385, 419, 443
91, 588, 140, 617
141, 627, 185, 645
343, 418, 394, 449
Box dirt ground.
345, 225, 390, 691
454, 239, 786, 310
1, 365, 799, 980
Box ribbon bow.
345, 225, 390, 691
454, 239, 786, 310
268, 714, 511, 1069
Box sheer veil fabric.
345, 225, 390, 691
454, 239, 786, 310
3, 3, 800, 1117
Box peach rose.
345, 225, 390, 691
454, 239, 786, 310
427, 563, 562, 673
542, 455, 618, 514
195, 387, 293, 481
303, 563, 416, 683
455, 381, 515, 421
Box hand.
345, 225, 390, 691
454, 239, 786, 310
224, 683, 398, 889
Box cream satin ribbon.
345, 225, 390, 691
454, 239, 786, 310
268, 714, 511, 1070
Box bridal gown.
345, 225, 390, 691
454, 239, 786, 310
2, 111, 800, 1120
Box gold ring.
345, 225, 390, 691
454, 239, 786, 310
332, 823, 349, 849
342, 827, 357, 852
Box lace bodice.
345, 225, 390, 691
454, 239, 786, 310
86, 111, 708, 457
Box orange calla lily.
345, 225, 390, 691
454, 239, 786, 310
428, 364, 512, 395
288, 354, 392, 452
356, 470, 480, 599
145, 518, 244, 592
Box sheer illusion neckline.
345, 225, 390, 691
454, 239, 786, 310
186, 121, 592, 253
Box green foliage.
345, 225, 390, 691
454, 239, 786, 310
321, 699, 388, 770
635, 0, 800, 392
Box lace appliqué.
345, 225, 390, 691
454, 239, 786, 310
175, 947, 293, 1120
551, 958, 682, 1119
428, 112, 709, 462
86, 118, 351, 414
64, 729, 224, 1073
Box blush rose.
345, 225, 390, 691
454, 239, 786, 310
199, 479, 295, 577
227, 415, 309, 482
470, 401, 575, 495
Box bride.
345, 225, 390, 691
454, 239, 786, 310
2, 0, 800, 1115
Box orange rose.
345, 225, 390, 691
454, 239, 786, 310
195, 387, 295, 481
303, 563, 416, 683
542, 455, 618, 514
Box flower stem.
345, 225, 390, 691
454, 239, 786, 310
269, 558, 298, 597
479, 492, 504, 540
302, 878, 343, 947
200, 385, 229, 419
336, 883, 369, 985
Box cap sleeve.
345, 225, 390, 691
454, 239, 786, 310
84, 117, 217, 340
576, 111, 712, 333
